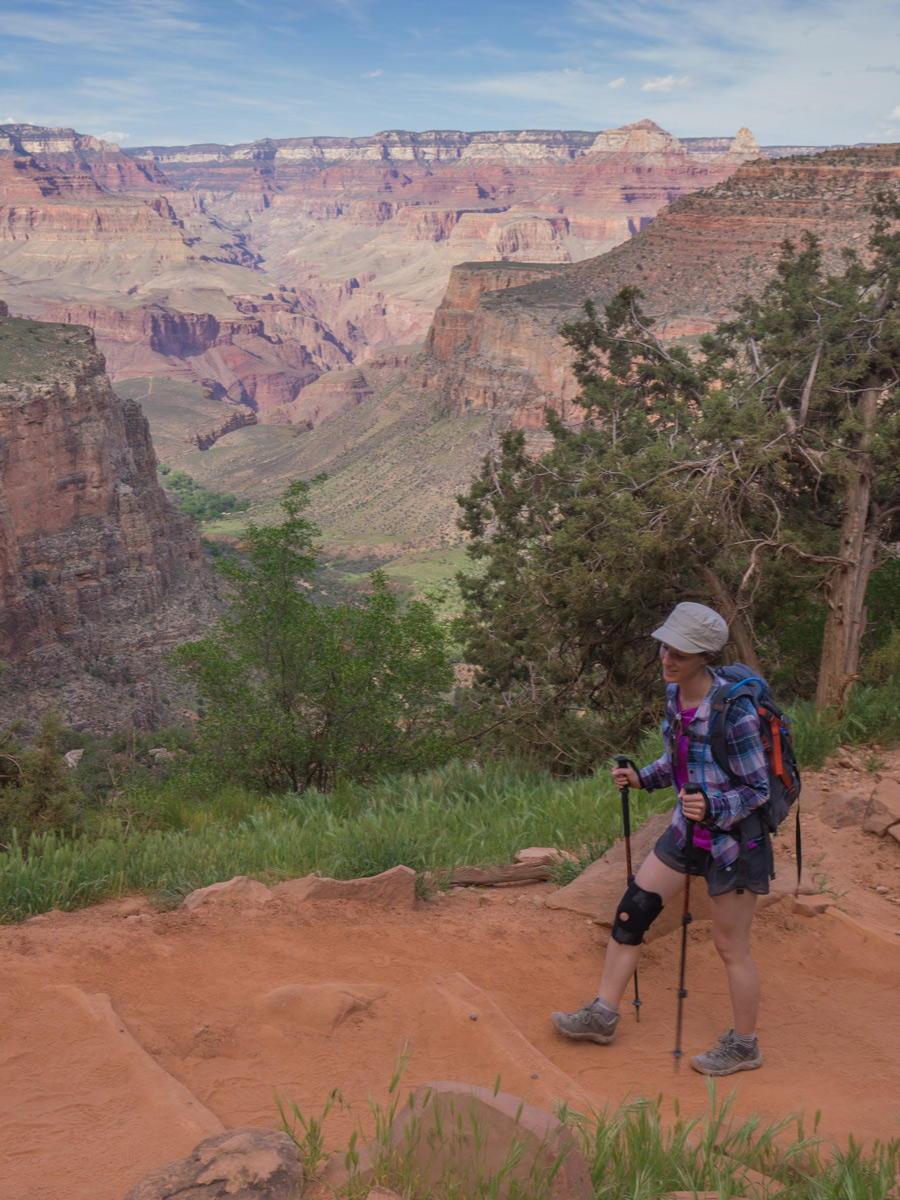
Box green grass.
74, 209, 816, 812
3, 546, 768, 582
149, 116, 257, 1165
0, 756, 671, 921
2, 676, 898, 923
567, 1085, 900, 1200
788, 676, 900, 768
279, 1070, 900, 1200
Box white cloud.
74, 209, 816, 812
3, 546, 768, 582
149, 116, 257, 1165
98, 130, 129, 141
361, 69, 383, 78
641, 74, 693, 92
891, 104, 900, 119
608, 76, 626, 88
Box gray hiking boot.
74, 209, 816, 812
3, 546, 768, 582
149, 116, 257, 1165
690, 1029, 763, 1076
551, 999, 619, 1044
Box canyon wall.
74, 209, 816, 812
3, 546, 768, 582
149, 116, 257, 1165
128, 120, 764, 366
0, 310, 211, 730
415, 145, 900, 427
0, 118, 768, 448
0, 124, 353, 435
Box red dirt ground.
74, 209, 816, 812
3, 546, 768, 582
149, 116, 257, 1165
2, 752, 899, 1200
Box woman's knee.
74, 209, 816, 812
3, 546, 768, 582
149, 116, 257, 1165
712, 928, 751, 965
610, 879, 663, 945
710, 891, 757, 961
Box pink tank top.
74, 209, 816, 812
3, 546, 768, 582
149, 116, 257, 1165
673, 704, 712, 851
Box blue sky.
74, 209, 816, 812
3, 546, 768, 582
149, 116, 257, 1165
1, 0, 899, 148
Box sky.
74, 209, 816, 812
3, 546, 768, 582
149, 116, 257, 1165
1, 0, 900, 149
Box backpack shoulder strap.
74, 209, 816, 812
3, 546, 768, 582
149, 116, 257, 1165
706, 679, 761, 780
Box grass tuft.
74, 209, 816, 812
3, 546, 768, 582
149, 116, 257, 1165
278, 1072, 900, 1200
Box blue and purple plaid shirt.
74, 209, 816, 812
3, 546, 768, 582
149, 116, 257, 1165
637, 671, 769, 869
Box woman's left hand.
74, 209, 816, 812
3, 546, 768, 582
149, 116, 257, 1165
679, 788, 708, 823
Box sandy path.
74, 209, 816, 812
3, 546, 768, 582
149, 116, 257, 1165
1, 756, 899, 1200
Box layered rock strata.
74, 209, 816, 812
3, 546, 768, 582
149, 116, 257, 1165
0, 311, 210, 730
125, 120, 764, 372
0, 125, 353, 434
417, 145, 900, 426
0, 118, 771, 444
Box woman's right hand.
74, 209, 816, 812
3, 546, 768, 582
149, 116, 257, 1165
612, 765, 640, 790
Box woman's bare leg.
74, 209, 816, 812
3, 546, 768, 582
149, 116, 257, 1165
709, 889, 759, 1035
596, 851, 686, 1008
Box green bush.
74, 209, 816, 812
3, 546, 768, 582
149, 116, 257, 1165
159, 464, 250, 522
861, 629, 900, 685
0, 713, 84, 843
175, 480, 455, 792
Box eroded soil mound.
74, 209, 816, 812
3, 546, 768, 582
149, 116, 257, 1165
2, 753, 899, 1200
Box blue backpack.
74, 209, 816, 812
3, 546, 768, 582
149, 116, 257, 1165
703, 664, 802, 883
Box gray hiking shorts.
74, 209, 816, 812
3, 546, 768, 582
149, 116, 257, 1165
653, 816, 771, 897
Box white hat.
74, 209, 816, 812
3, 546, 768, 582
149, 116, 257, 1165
651, 602, 729, 655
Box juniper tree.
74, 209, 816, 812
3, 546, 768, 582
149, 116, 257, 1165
455, 198, 900, 769
706, 195, 900, 708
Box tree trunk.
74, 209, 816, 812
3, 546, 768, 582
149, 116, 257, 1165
700, 567, 764, 674
814, 386, 880, 713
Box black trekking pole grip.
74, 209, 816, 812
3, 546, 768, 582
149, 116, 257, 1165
614, 756, 638, 845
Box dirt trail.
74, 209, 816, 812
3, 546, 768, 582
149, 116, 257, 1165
2, 753, 899, 1200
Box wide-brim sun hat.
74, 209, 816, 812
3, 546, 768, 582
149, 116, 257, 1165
651, 602, 729, 655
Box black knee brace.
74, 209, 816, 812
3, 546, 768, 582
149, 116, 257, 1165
611, 880, 664, 946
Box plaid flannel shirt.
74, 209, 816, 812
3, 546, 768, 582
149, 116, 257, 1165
636, 672, 769, 869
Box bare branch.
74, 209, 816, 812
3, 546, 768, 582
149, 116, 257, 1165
791, 344, 823, 430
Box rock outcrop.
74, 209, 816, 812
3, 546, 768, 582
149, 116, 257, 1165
0, 311, 210, 730
122, 1127, 302, 1200
0, 125, 353, 433
416, 144, 900, 426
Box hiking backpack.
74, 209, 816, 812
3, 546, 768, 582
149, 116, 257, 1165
702, 664, 802, 882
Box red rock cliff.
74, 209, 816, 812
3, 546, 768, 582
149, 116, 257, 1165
417, 145, 900, 425
0, 311, 208, 729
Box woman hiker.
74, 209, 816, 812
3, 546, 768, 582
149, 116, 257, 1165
551, 601, 770, 1076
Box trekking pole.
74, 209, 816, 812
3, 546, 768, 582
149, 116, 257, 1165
614, 755, 642, 1021
673, 786, 704, 1073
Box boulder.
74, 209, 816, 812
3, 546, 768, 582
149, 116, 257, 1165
888, 823, 900, 847
322, 1081, 592, 1200
816, 788, 869, 828
122, 1127, 301, 1200
515, 847, 578, 866
272, 865, 417, 908
182, 876, 272, 911
64, 748, 84, 769
863, 779, 900, 836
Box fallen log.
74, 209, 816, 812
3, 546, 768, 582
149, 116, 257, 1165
446, 863, 554, 886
